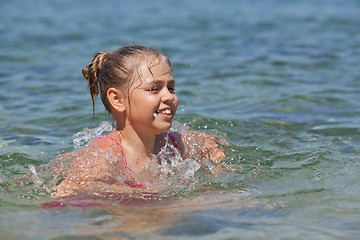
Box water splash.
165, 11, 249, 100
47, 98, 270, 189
71, 121, 205, 185
15, 121, 239, 200
73, 121, 113, 149
28, 164, 43, 187
149, 133, 201, 181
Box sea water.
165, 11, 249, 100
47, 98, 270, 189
1, 0, 360, 239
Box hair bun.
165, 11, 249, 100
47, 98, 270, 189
82, 52, 110, 102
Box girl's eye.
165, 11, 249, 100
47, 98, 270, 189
168, 87, 176, 93
148, 87, 159, 92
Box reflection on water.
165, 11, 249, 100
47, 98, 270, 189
2, 190, 274, 239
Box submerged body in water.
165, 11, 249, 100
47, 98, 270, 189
20, 121, 227, 199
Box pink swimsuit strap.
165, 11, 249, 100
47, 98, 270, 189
98, 135, 131, 173
98, 132, 178, 173
168, 132, 178, 148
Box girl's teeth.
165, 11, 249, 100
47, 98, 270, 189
154, 110, 171, 117
161, 109, 171, 114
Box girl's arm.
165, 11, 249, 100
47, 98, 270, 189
172, 128, 227, 163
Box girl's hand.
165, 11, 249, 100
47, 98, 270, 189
173, 128, 228, 163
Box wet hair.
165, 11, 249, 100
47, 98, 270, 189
82, 45, 171, 116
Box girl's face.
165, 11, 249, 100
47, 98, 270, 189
126, 57, 179, 135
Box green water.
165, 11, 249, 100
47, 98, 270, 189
1, 0, 360, 239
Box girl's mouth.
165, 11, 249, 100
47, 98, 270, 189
154, 109, 172, 118
158, 109, 171, 114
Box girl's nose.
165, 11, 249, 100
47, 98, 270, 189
161, 88, 175, 103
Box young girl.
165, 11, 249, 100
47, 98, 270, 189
38, 45, 226, 198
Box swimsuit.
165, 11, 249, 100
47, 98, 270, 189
98, 132, 178, 173
98, 135, 131, 173
98, 132, 178, 189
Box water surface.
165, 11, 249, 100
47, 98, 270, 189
1, 0, 360, 239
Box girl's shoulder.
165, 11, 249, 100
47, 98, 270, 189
85, 132, 125, 159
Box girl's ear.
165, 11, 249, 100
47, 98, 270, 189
107, 87, 125, 112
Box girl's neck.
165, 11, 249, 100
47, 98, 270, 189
116, 126, 156, 156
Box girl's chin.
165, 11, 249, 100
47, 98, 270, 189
154, 122, 172, 134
